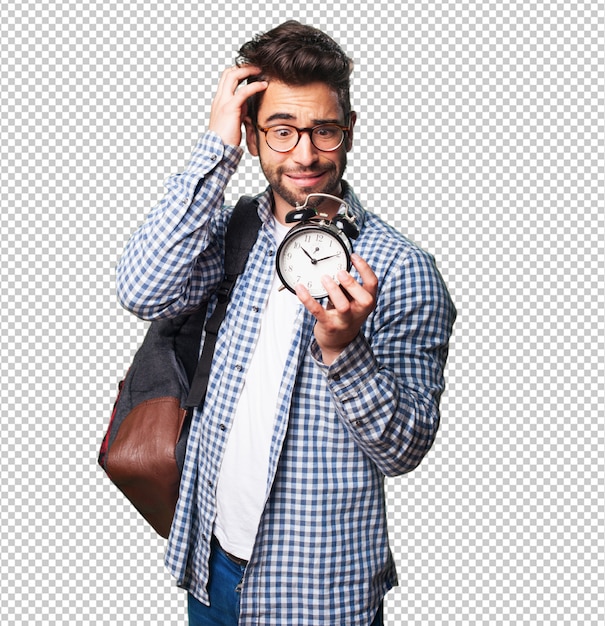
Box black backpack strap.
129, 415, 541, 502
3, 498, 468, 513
184, 196, 262, 409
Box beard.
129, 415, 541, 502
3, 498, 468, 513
259, 151, 348, 211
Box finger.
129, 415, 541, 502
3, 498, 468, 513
215, 65, 262, 100
294, 284, 328, 320
334, 270, 375, 309
350, 254, 378, 296
235, 78, 268, 102
223, 64, 263, 82
321, 275, 353, 312
227, 65, 263, 92
232, 63, 263, 75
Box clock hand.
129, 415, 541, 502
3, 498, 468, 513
315, 253, 340, 262
301, 247, 318, 265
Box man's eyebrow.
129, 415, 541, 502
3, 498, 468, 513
263, 113, 295, 124
262, 113, 344, 125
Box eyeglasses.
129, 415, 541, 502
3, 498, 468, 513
256, 122, 350, 153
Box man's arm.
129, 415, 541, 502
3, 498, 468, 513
115, 133, 241, 320
116, 66, 268, 320
302, 247, 456, 476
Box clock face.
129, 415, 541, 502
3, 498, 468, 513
276, 223, 352, 298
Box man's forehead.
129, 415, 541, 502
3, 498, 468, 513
256, 81, 344, 123
263, 111, 344, 125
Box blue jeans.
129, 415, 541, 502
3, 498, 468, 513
188, 538, 384, 625
188, 538, 246, 625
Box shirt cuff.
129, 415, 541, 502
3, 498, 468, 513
188, 131, 244, 177
310, 333, 379, 401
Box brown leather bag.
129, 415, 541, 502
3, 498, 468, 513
98, 197, 261, 538
104, 397, 187, 538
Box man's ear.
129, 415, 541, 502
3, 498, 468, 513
244, 117, 259, 156
345, 111, 357, 152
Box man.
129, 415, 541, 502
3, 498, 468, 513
117, 20, 456, 626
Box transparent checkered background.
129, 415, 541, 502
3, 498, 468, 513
1, 1, 603, 624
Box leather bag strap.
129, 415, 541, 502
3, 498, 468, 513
184, 196, 262, 409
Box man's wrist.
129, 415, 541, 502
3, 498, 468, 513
319, 346, 344, 366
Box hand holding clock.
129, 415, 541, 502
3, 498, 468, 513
294, 254, 378, 366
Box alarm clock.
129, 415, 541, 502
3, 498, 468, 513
276, 193, 359, 298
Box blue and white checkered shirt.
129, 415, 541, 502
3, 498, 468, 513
116, 132, 456, 625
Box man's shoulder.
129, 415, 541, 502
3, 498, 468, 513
344, 184, 419, 254
357, 210, 428, 263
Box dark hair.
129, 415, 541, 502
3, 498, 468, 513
237, 21, 353, 124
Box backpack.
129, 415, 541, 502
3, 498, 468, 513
98, 196, 262, 538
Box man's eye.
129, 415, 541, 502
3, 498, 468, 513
271, 127, 294, 139
315, 126, 337, 138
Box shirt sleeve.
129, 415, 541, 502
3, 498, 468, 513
115, 132, 243, 320
310, 247, 456, 477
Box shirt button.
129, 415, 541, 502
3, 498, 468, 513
210, 154, 217, 161
268, 249, 275, 257
234, 364, 242, 371
252, 306, 259, 313
332, 373, 341, 381
219, 424, 226, 431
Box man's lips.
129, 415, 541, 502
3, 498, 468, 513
286, 171, 327, 187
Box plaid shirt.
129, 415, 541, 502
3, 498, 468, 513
117, 132, 456, 625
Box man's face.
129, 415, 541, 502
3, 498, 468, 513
245, 81, 355, 223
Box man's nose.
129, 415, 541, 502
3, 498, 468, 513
291, 131, 319, 165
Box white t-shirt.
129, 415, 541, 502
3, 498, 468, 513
213, 220, 299, 560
